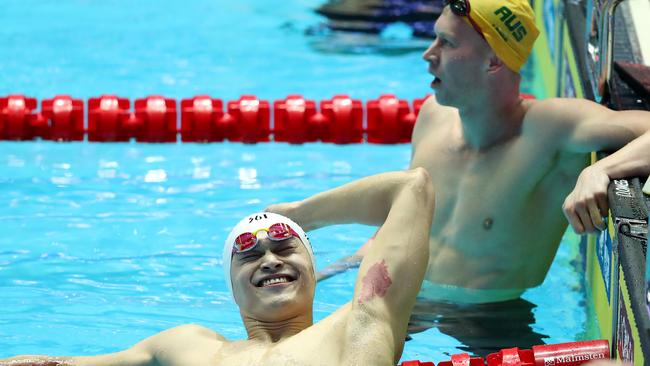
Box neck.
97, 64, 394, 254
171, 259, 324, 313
243, 311, 313, 343
456, 79, 524, 150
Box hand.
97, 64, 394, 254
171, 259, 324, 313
265, 201, 316, 231
563, 165, 610, 234
264, 201, 300, 221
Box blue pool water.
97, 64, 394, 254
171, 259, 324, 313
0, 0, 434, 101
0, 142, 588, 362
0, 0, 582, 363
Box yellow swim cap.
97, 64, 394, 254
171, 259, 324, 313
458, 0, 540, 72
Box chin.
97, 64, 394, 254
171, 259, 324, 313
256, 285, 302, 305
256, 297, 309, 320
434, 91, 462, 108
433, 92, 450, 106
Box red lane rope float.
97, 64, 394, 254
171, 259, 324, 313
321, 95, 364, 143
41, 95, 85, 141
367, 94, 414, 143
400, 339, 610, 366
133, 96, 178, 143
227, 95, 271, 143
0, 95, 38, 140
438, 353, 485, 366
181, 96, 224, 142
0, 93, 536, 143
274, 95, 317, 143
401, 361, 435, 366
88, 95, 131, 142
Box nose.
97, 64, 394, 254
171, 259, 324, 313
422, 40, 439, 65
261, 251, 284, 272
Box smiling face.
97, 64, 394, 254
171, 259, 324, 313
422, 8, 493, 107
230, 232, 316, 322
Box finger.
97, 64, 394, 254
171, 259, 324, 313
595, 191, 609, 218
576, 203, 596, 233
588, 199, 606, 231
265, 204, 284, 214
563, 203, 585, 234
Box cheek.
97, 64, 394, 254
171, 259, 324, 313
444, 55, 481, 82
297, 256, 315, 277
232, 269, 256, 306
232, 264, 253, 290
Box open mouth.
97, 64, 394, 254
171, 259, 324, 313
256, 275, 296, 287
431, 76, 442, 87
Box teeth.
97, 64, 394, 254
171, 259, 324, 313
261, 277, 289, 287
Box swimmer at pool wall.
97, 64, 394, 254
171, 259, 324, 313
271, 0, 650, 303
0, 169, 434, 366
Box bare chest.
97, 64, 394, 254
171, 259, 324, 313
215, 349, 329, 366
413, 132, 551, 235
410, 126, 588, 287
213, 314, 392, 366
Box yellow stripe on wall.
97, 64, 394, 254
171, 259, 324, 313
533, 0, 558, 97
586, 233, 612, 341
618, 266, 646, 365
561, 21, 584, 98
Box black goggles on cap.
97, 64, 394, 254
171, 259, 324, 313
444, 0, 486, 39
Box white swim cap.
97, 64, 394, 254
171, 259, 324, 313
223, 212, 315, 295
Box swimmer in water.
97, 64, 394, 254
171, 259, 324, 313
1, 169, 434, 366
270, 0, 650, 354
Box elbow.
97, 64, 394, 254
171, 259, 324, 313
409, 167, 432, 189
407, 167, 435, 209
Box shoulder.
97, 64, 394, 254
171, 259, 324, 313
142, 324, 226, 353
523, 98, 565, 125
524, 97, 613, 129
155, 324, 226, 341
521, 98, 576, 138
416, 95, 458, 125
523, 97, 620, 148
142, 325, 227, 365
412, 95, 457, 146
71, 325, 226, 366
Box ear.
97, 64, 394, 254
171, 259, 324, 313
486, 54, 505, 74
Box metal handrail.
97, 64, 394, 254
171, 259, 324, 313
585, 0, 625, 101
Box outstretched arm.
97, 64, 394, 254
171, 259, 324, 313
0, 324, 220, 366
266, 170, 429, 231
0, 347, 152, 366
0, 344, 152, 366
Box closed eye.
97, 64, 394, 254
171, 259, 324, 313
274, 245, 295, 255
433, 31, 454, 47
281, 248, 294, 254
238, 252, 262, 262
438, 37, 452, 47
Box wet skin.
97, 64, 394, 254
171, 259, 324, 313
2, 170, 435, 366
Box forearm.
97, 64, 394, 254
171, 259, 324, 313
0, 356, 73, 366
0, 347, 151, 366
292, 169, 426, 231
593, 130, 650, 179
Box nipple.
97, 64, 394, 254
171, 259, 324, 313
483, 218, 493, 230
